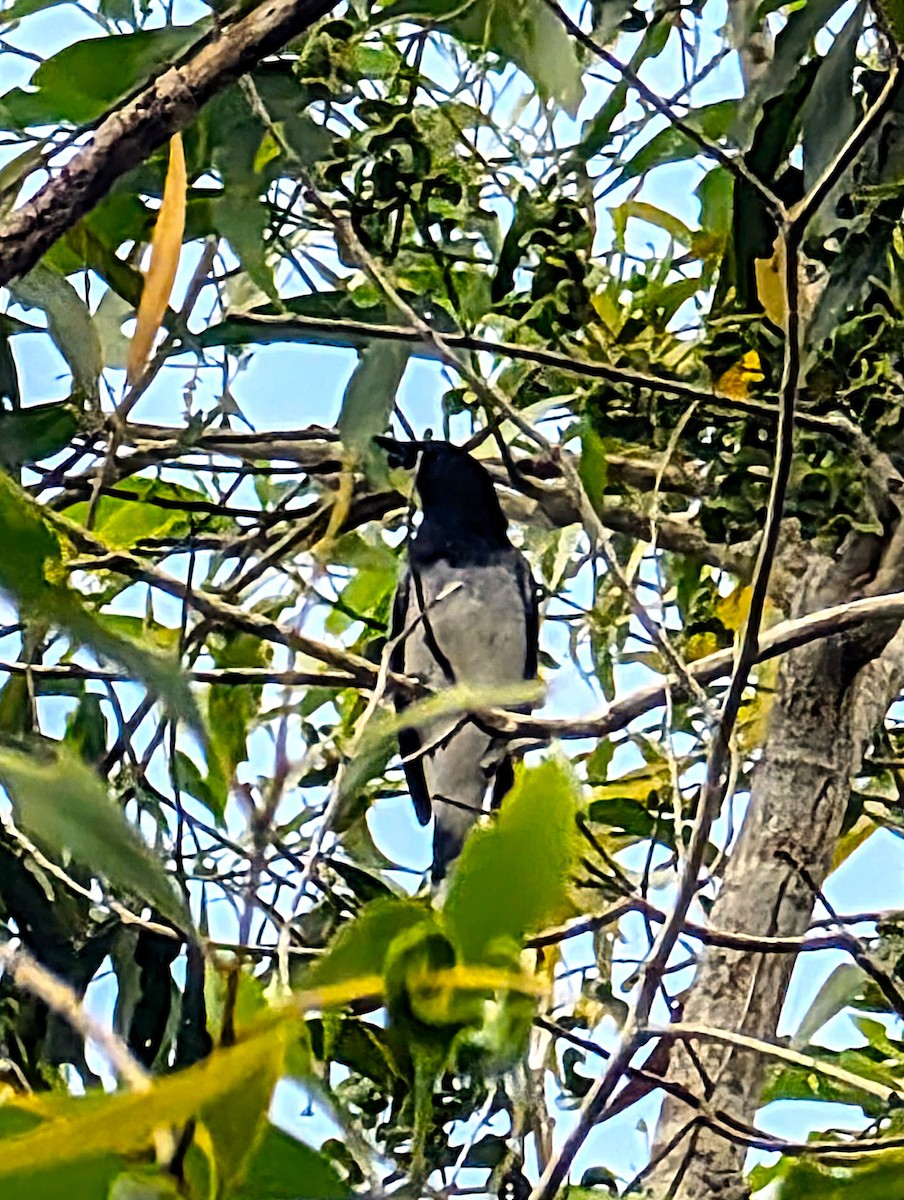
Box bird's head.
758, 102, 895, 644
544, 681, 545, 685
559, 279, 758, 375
373, 436, 510, 547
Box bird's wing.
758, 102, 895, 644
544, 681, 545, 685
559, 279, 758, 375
489, 551, 539, 811
389, 571, 433, 827
514, 551, 540, 679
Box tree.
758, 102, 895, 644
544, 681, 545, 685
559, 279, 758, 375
0, 0, 903, 1195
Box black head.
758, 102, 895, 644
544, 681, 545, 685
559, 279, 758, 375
374, 436, 511, 552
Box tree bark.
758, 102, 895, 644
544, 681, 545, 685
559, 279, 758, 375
0, 0, 338, 288
648, 518, 904, 1198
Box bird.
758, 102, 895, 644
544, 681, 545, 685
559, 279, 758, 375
374, 436, 540, 884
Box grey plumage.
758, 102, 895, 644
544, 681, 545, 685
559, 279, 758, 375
376, 438, 539, 882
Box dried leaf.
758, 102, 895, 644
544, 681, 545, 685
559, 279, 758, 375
127, 133, 186, 382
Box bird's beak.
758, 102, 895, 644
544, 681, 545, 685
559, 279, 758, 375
373, 435, 420, 470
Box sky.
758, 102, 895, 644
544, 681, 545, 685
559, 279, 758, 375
0, 0, 901, 1191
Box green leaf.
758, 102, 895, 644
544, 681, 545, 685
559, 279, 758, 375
0, 25, 205, 127
798, 1, 863, 192
0, 1154, 126, 1199
607, 100, 738, 190
574, 20, 672, 163
173, 749, 226, 823
579, 421, 609, 512
611, 200, 695, 251
0, 738, 188, 929
338, 340, 411, 479
233, 1124, 351, 1199
0, 0, 75, 21
206, 88, 279, 300
443, 757, 579, 962
299, 896, 436, 993
63, 477, 231, 549
204, 630, 270, 818
64, 691, 108, 765
109, 1171, 182, 1199
0, 472, 203, 735
381, 0, 585, 115
739, 0, 848, 141
10, 264, 102, 403
0, 402, 81, 469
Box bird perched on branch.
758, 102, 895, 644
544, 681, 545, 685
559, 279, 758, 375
374, 436, 540, 884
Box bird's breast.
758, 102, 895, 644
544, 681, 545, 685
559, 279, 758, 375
404, 558, 529, 687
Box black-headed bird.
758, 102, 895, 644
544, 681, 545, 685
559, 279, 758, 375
375, 437, 540, 883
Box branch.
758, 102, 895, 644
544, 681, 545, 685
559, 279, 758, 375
210, 309, 856, 442
509, 588, 904, 741
0, 0, 339, 286
648, 1022, 901, 1104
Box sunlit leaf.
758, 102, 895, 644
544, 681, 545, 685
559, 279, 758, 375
443, 757, 580, 962
0, 1018, 286, 1182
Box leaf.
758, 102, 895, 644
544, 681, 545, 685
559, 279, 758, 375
579, 421, 609, 512
738, 0, 849, 143
64, 477, 231, 548
0, 472, 203, 738
127, 133, 186, 383
0, 25, 204, 127
10, 264, 102, 403
611, 200, 695, 251
443, 757, 579, 962
206, 88, 278, 301
715, 583, 753, 633
715, 350, 764, 401
0, 1152, 126, 1199
791, 963, 867, 1048
204, 630, 271, 818
798, 2, 863, 192
382, 0, 584, 114
232, 1125, 350, 1199
338, 340, 411, 479
607, 100, 738, 190
299, 897, 436, 993
0, 738, 188, 929
0, 1018, 286, 1182
0, 0, 75, 21
0, 145, 45, 220
0, 402, 81, 469
754, 235, 786, 327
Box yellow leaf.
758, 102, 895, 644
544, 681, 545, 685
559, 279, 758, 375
716, 583, 752, 632
421, 965, 548, 997
754, 235, 786, 327
714, 350, 764, 400
685, 631, 720, 661
0, 1017, 286, 1180
293, 974, 384, 1012
832, 815, 877, 871
127, 133, 187, 383
734, 688, 774, 756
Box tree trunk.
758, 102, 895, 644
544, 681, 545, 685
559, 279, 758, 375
648, 524, 904, 1198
